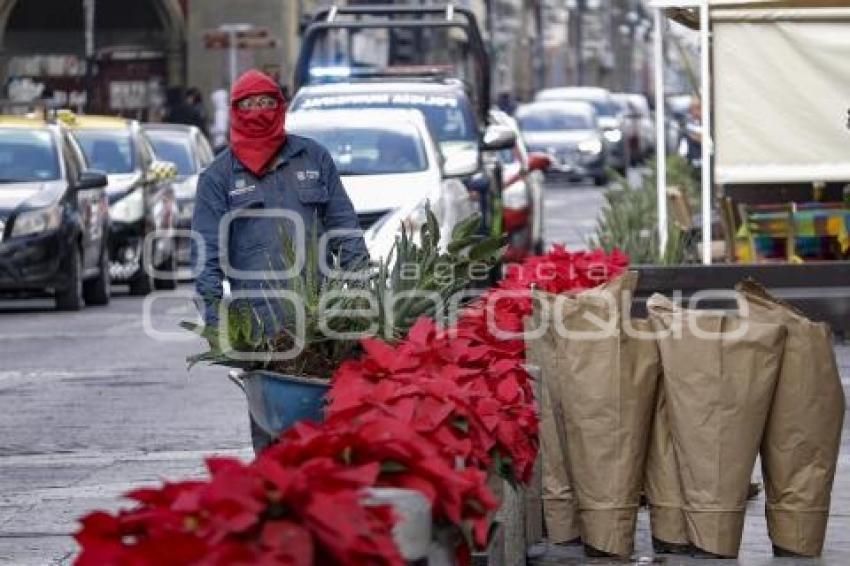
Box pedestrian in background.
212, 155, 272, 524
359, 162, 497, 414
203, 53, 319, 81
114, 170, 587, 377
209, 88, 229, 154
164, 86, 206, 134
186, 86, 210, 139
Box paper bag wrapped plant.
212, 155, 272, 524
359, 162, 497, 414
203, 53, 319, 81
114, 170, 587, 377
644, 377, 690, 554
525, 295, 581, 545
648, 294, 786, 558
737, 280, 845, 557
553, 273, 658, 558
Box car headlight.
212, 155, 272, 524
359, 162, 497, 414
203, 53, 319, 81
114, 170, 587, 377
110, 188, 145, 223
578, 138, 603, 155
11, 204, 62, 237
603, 129, 623, 144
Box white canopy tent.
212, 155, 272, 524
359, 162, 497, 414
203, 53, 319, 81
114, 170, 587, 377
650, 0, 850, 264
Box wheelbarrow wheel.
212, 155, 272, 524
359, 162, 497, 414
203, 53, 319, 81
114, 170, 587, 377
250, 414, 276, 455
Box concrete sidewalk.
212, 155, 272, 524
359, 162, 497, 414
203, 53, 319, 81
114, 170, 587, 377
532, 343, 850, 565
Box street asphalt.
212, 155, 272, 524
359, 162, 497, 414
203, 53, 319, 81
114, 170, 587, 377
1, 178, 848, 565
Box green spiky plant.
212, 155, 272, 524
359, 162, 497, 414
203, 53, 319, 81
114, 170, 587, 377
587, 156, 698, 265
182, 210, 504, 378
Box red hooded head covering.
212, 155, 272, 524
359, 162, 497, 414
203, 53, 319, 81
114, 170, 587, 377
230, 70, 286, 176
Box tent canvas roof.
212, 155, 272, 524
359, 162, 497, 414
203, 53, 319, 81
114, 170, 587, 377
654, 1, 850, 27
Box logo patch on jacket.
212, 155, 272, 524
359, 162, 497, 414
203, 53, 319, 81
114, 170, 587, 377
230, 178, 257, 196
296, 170, 320, 182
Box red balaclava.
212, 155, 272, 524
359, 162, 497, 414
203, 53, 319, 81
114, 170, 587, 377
230, 70, 286, 176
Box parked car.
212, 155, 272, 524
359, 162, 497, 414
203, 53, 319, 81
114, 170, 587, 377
535, 87, 627, 172
516, 101, 608, 186
60, 112, 178, 294
489, 108, 548, 259
142, 124, 214, 266
287, 108, 479, 262
0, 115, 110, 310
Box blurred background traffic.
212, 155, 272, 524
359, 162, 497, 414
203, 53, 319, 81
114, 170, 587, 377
0, 0, 705, 312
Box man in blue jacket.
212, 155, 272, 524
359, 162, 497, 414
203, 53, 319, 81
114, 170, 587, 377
191, 69, 368, 335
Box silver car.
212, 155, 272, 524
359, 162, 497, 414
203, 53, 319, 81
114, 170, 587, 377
535, 87, 627, 172
516, 101, 608, 186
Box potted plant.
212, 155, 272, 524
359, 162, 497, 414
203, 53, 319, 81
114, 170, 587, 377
182, 210, 504, 451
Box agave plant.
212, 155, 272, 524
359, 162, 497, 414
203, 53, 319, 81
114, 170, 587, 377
183, 209, 504, 378
587, 156, 697, 265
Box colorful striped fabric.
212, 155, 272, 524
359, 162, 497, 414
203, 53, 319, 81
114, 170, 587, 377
736, 204, 850, 262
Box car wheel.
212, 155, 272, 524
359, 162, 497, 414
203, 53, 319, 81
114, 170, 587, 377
83, 244, 111, 306
55, 245, 84, 311
154, 242, 178, 291
594, 173, 608, 187
128, 250, 154, 296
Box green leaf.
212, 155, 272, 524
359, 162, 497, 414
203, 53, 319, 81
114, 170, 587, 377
452, 417, 470, 434
451, 213, 482, 242
425, 206, 440, 249
379, 460, 408, 474
468, 236, 506, 262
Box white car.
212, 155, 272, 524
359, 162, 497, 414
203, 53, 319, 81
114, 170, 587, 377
286, 108, 479, 262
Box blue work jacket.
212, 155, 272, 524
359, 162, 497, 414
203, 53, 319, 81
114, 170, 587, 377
191, 134, 368, 330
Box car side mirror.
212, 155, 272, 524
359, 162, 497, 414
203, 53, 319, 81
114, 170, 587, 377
147, 160, 178, 183
443, 150, 480, 178
481, 124, 517, 151
527, 152, 552, 173
75, 169, 108, 191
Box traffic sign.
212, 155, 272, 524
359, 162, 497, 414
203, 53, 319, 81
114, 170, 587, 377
204, 27, 279, 50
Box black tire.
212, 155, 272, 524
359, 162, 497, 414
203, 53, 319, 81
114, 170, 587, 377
594, 173, 608, 187
128, 250, 154, 296
154, 241, 177, 291
55, 245, 84, 311
83, 244, 111, 306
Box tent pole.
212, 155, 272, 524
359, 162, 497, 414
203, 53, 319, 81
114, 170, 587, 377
654, 7, 668, 259
700, 0, 712, 265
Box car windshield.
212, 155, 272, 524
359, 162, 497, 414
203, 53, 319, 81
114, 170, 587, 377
586, 100, 619, 118
294, 122, 428, 175
145, 131, 196, 176
72, 129, 134, 174
294, 92, 478, 145
518, 110, 592, 132
0, 128, 60, 183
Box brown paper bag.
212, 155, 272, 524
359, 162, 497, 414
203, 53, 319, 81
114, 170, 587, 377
737, 281, 846, 557
648, 294, 786, 557
525, 295, 580, 544
553, 273, 659, 557
644, 379, 690, 550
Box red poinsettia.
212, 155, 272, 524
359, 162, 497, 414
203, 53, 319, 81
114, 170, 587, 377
500, 245, 629, 296
266, 417, 498, 549
328, 317, 540, 484
75, 455, 402, 566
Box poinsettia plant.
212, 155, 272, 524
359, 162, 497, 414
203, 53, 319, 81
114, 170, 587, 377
327, 317, 539, 486
75, 455, 402, 566
267, 417, 499, 551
